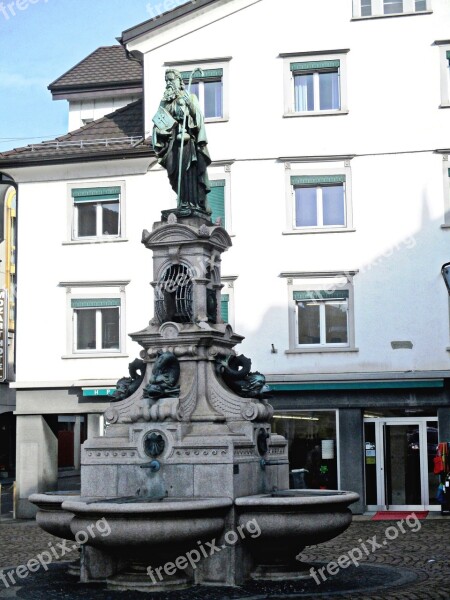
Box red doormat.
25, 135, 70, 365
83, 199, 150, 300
372, 511, 428, 521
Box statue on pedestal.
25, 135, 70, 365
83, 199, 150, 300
152, 68, 211, 217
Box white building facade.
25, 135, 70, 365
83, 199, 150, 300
1, 0, 450, 516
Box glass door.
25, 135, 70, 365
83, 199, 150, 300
364, 417, 438, 511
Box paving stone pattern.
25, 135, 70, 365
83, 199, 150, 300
0, 518, 448, 599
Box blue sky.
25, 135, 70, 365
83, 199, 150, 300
0, 0, 183, 152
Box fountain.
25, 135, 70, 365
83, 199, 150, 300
30, 68, 358, 592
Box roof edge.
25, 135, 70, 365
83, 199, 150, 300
120, 0, 220, 44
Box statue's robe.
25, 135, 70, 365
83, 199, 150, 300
152, 93, 211, 212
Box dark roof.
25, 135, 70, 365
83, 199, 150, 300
0, 100, 153, 167
48, 45, 142, 96
120, 0, 219, 44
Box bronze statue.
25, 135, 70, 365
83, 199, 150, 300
152, 68, 211, 216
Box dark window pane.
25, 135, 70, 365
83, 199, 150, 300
77, 203, 96, 237
294, 74, 314, 111
322, 185, 345, 226
384, 0, 403, 14
415, 0, 426, 9
319, 71, 340, 110
189, 82, 199, 99
76, 309, 96, 349
361, 0, 372, 15
102, 201, 119, 235
102, 308, 119, 349
297, 302, 320, 344
325, 301, 348, 344
204, 80, 223, 118
295, 187, 317, 227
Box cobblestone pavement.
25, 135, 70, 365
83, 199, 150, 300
0, 516, 449, 599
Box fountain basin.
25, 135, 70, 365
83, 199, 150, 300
29, 492, 80, 540
62, 497, 233, 552
235, 489, 359, 579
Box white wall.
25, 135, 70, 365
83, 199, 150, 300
12, 0, 450, 387
68, 95, 140, 131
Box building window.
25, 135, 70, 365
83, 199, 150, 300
60, 280, 129, 358
292, 175, 346, 229
284, 162, 353, 234
283, 52, 348, 117
208, 179, 226, 226
436, 43, 450, 108
165, 59, 230, 122
361, 0, 372, 15
221, 294, 229, 323
292, 61, 340, 113
295, 290, 349, 346
284, 273, 357, 353
273, 411, 338, 489
182, 69, 223, 119
71, 186, 121, 240
353, 0, 430, 18
72, 299, 120, 352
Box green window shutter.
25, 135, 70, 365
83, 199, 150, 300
291, 175, 346, 186
221, 294, 229, 323
293, 290, 349, 301
181, 68, 223, 81
71, 298, 121, 309
72, 187, 121, 203
446, 51, 450, 60
290, 60, 340, 72
209, 180, 225, 226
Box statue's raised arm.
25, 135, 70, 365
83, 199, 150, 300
152, 69, 211, 218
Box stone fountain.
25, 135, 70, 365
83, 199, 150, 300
30, 68, 358, 592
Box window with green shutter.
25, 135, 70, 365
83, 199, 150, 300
181, 69, 223, 119
72, 298, 121, 352
209, 180, 226, 226
221, 294, 229, 323
72, 186, 121, 239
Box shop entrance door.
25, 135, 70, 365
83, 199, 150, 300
364, 417, 438, 511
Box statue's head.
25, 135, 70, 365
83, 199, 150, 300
163, 69, 184, 101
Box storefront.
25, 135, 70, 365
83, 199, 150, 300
270, 377, 450, 513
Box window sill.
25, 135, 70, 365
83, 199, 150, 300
62, 353, 128, 359
439, 104, 450, 109
283, 228, 355, 235
351, 11, 432, 20
63, 238, 128, 246
205, 117, 228, 124
285, 347, 359, 354
284, 110, 349, 119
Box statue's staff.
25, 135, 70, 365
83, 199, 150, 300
177, 68, 203, 204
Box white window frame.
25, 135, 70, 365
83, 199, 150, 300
163, 58, 230, 123
352, 0, 431, 18
60, 281, 129, 358
282, 272, 358, 354
436, 41, 450, 109
221, 276, 237, 329
441, 154, 450, 227
282, 51, 349, 117
283, 160, 354, 234
65, 181, 126, 244
209, 163, 233, 234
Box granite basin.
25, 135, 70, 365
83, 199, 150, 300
235, 489, 360, 579
29, 492, 80, 541
62, 497, 233, 555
